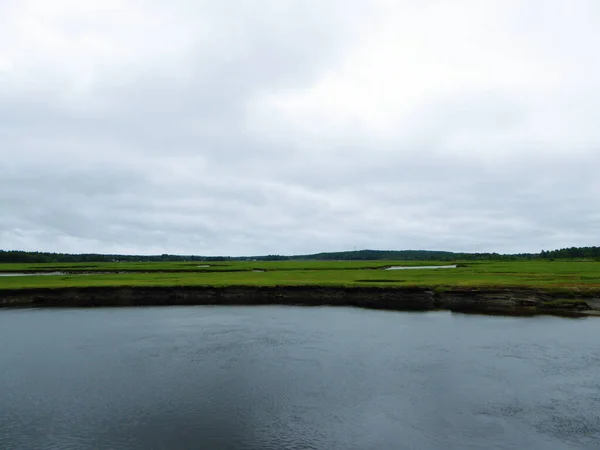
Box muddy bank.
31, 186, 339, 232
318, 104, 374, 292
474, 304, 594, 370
1, 285, 599, 316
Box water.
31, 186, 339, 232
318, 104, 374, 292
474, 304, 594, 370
385, 265, 457, 270
1, 306, 599, 450
0, 272, 66, 277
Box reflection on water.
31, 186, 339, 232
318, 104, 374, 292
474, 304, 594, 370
1, 306, 599, 450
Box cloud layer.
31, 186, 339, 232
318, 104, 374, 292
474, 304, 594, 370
2, 0, 599, 255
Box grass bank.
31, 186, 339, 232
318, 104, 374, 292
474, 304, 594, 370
0, 260, 599, 294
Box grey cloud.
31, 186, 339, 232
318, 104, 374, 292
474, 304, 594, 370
2, 1, 600, 255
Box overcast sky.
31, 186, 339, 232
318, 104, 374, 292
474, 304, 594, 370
2, 0, 599, 256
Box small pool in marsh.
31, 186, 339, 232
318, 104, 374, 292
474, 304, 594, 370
0, 272, 67, 277
385, 264, 458, 270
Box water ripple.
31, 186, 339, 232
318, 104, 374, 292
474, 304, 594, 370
1, 307, 600, 449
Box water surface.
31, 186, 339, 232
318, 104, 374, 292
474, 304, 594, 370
0, 272, 66, 277
385, 264, 457, 270
1, 306, 599, 449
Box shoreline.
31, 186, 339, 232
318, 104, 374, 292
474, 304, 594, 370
1, 285, 599, 317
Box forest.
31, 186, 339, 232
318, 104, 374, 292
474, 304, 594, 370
0, 247, 598, 263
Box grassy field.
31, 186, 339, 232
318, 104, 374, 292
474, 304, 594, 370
1, 260, 599, 293
0, 260, 435, 272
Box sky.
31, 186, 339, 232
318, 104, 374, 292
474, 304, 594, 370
2, 0, 599, 256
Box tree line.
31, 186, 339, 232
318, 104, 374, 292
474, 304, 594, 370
0, 246, 598, 263
540, 246, 600, 259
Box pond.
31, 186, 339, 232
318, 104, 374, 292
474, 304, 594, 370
385, 264, 458, 270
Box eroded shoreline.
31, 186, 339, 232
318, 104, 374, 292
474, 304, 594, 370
1, 285, 599, 316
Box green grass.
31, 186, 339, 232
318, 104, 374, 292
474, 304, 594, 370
0, 260, 434, 272
1, 260, 600, 293
541, 298, 589, 308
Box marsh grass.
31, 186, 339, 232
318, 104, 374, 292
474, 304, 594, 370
0, 260, 599, 294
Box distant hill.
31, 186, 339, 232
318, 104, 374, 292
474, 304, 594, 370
288, 249, 504, 261
1, 246, 598, 263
